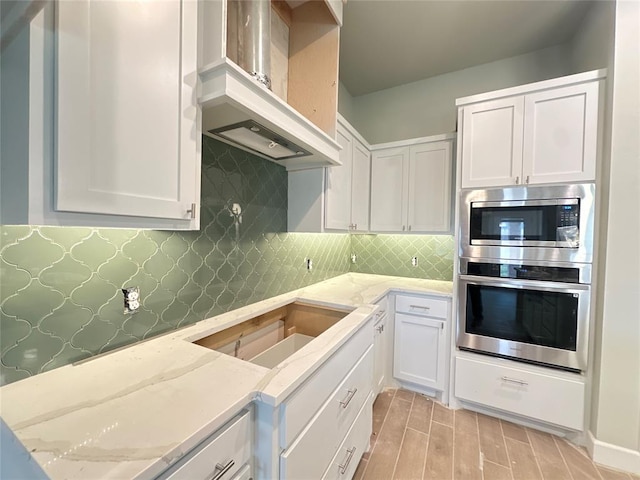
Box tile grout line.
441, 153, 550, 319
524, 426, 545, 480
473, 411, 485, 480
551, 434, 578, 480
499, 419, 516, 480
420, 396, 435, 480
390, 404, 411, 480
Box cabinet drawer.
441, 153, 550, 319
281, 321, 373, 447
230, 464, 251, 480
396, 294, 448, 319
161, 410, 251, 480
280, 348, 373, 480
455, 355, 585, 430
322, 393, 373, 480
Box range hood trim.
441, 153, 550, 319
199, 58, 342, 171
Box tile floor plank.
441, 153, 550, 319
407, 394, 433, 435
395, 389, 416, 403
478, 413, 510, 467
505, 437, 543, 480
424, 422, 454, 480
354, 458, 368, 480
432, 401, 454, 427
454, 409, 482, 480
526, 428, 573, 480
364, 396, 412, 480
555, 437, 602, 480
501, 420, 530, 444
365, 389, 395, 460
483, 460, 514, 480
393, 428, 428, 480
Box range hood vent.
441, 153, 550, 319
209, 120, 311, 160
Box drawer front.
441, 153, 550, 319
455, 356, 585, 430
280, 348, 373, 480
230, 464, 251, 480
322, 393, 373, 480
395, 294, 448, 319
162, 410, 251, 480
281, 320, 373, 447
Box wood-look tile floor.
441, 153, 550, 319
354, 389, 640, 480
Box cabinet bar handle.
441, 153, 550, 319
339, 388, 358, 408
354, 223, 357, 230
501, 376, 528, 386
402, 225, 406, 231
515, 176, 520, 185
211, 460, 235, 480
338, 447, 356, 474
409, 305, 430, 311
408, 225, 412, 231
187, 203, 197, 219
525, 175, 530, 184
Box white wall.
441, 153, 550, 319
337, 81, 357, 127
569, 1, 616, 74
589, 0, 640, 469
347, 43, 573, 144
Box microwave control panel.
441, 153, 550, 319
558, 204, 579, 227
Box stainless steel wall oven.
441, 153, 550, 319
457, 184, 595, 372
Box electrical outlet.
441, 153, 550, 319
122, 286, 140, 314
306, 258, 313, 271
411, 256, 419, 267
350, 253, 357, 264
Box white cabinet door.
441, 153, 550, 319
325, 125, 353, 230
370, 147, 408, 232
56, 0, 199, 223
350, 138, 371, 232
522, 82, 599, 185
461, 97, 524, 188
373, 315, 387, 395
394, 313, 445, 391
407, 141, 452, 232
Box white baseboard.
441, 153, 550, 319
586, 430, 640, 475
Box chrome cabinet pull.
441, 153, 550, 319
338, 447, 356, 474
339, 388, 358, 408
402, 225, 406, 231
187, 203, 197, 219
525, 175, 530, 184
501, 376, 528, 386
210, 460, 235, 480
408, 225, 412, 231
409, 304, 430, 311
515, 176, 520, 185
354, 223, 357, 230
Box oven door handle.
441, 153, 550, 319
459, 274, 591, 293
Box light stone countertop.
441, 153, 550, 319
0, 273, 452, 480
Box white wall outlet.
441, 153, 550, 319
306, 258, 313, 271
350, 253, 357, 264
122, 286, 140, 314
411, 256, 419, 267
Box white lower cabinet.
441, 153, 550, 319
322, 393, 374, 480
280, 347, 373, 479
393, 295, 450, 393
158, 410, 251, 480
454, 353, 586, 431
373, 299, 389, 396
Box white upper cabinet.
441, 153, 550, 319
0, 1, 200, 229
289, 115, 370, 233
370, 136, 454, 233
324, 121, 371, 232
460, 97, 524, 188
458, 70, 604, 189
56, 0, 200, 226
370, 147, 408, 232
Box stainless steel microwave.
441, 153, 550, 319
459, 184, 595, 263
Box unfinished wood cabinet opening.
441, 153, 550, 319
193, 302, 351, 368
226, 0, 340, 137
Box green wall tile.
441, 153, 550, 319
1, 137, 453, 386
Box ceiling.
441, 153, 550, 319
339, 0, 595, 97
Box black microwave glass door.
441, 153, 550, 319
470, 203, 579, 242
465, 284, 578, 350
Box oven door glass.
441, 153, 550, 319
464, 283, 578, 350
470, 202, 579, 244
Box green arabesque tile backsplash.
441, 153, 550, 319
0, 137, 453, 386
